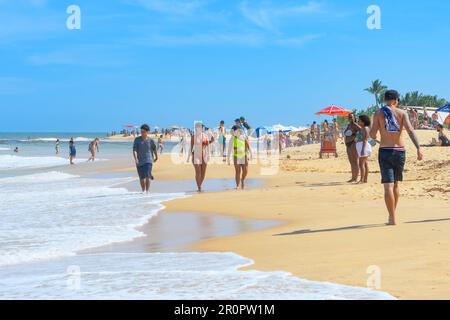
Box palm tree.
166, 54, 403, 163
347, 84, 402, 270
365, 80, 388, 107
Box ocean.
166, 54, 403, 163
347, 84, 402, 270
0, 133, 395, 300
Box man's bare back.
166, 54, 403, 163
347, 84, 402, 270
372, 107, 407, 148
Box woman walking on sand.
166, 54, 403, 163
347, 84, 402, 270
344, 114, 360, 183
356, 115, 372, 184
228, 128, 252, 190
190, 122, 214, 192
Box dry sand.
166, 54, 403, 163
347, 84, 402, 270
157, 130, 450, 300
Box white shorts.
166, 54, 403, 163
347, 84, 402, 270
356, 141, 372, 158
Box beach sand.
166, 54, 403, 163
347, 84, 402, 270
156, 130, 449, 300
69, 130, 448, 299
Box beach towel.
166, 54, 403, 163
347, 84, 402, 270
381, 106, 400, 132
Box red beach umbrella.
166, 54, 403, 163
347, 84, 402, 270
445, 115, 450, 125
316, 105, 352, 117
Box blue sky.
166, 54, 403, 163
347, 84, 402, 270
1, 0, 449, 132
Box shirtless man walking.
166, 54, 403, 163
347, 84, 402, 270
370, 90, 423, 225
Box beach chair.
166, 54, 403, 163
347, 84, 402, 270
319, 134, 338, 158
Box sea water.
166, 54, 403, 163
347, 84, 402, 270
0, 133, 395, 300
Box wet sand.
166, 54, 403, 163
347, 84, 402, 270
69, 129, 450, 299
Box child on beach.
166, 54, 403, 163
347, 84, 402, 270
69, 138, 76, 165
356, 115, 372, 184
370, 90, 423, 226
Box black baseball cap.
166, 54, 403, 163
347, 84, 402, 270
384, 90, 400, 101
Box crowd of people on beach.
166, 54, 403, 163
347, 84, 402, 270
132, 117, 255, 193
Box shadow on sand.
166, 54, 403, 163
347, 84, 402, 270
274, 217, 450, 237
274, 223, 388, 236
295, 181, 350, 188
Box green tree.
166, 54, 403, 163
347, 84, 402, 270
364, 80, 388, 107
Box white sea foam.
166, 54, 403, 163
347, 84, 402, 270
0, 155, 107, 170
20, 137, 93, 142
0, 172, 185, 266
0, 155, 68, 170
0, 147, 10, 151
0, 252, 395, 300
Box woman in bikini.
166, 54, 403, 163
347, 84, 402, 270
228, 128, 252, 190
356, 115, 372, 183
344, 114, 360, 183
190, 122, 214, 192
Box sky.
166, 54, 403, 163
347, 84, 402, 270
0, 0, 450, 132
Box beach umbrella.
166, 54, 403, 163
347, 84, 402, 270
437, 105, 450, 113
445, 115, 450, 125
316, 105, 352, 117
124, 125, 139, 129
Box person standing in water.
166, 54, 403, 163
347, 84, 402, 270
190, 122, 214, 192
87, 138, 100, 162
133, 125, 158, 193
157, 135, 164, 155
55, 139, 60, 155
344, 114, 360, 183
69, 138, 76, 165
228, 127, 252, 190
370, 90, 423, 226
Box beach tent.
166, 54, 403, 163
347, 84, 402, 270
437, 105, 450, 113
272, 124, 293, 133
316, 105, 352, 117
256, 126, 274, 135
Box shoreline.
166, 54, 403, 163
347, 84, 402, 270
4, 129, 448, 299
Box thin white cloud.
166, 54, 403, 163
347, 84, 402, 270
127, 0, 205, 15
134, 33, 265, 47
0, 77, 36, 95
27, 46, 130, 67
239, 1, 324, 30
0, 0, 47, 7
132, 32, 322, 48
275, 34, 324, 47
